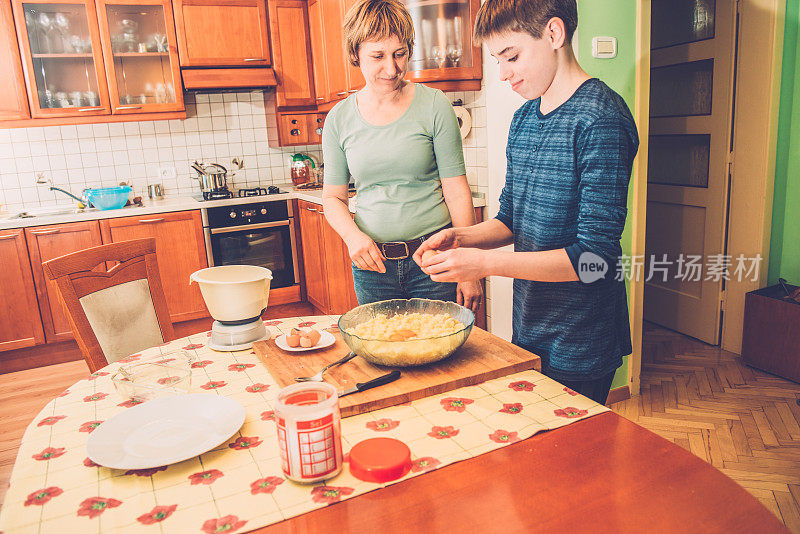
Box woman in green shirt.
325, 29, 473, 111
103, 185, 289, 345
322, 0, 481, 312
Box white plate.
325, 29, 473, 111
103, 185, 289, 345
274, 329, 336, 352
86, 393, 245, 470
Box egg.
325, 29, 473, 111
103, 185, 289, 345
304, 328, 322, 345
299, 336, 314, 348
286, 334, 301, 347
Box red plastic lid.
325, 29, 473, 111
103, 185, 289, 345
349, 437, 412, 483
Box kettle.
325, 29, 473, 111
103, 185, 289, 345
290, 153, 315, 186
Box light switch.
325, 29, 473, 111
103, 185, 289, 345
592, 36, 617, 58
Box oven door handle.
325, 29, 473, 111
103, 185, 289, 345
210, 220, 291, 234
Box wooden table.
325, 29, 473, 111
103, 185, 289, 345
257, 412, 787, 533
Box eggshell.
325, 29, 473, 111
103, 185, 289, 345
286, 334, 301, 347
305, 328, 322, 345
299, 336, 314, 348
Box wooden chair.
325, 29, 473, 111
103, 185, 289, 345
43, 238, 175, 373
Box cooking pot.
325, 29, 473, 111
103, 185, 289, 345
191, 161, 229, 194
190, 265, 273, 324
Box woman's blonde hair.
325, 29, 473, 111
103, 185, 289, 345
343, 0, 415, 67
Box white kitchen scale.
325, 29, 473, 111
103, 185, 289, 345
208, 319, 270, 352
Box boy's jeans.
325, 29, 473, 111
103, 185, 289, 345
351, 257, 456, 304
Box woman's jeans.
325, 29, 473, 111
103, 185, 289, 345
351, 257, 456, 304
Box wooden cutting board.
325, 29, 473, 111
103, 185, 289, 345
253, 327, 541, 417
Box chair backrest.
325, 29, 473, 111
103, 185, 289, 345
43, 238, 175, 373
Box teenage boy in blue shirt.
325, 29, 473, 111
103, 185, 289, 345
414, 0, 638, 404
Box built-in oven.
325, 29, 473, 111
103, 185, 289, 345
202, 200, 299, 289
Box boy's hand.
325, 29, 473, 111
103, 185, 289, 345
422, 248, 488, 282
456, 280, 482, 312
412, 228, 458, 266
344, 230, 386, 273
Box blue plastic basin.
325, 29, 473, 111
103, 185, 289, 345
85, 186, 132, 210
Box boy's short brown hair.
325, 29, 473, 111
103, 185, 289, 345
343, 0, 415, 67
473, 0, 578, 44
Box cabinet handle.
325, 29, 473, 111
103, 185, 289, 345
243, 58, 266, 61
117, 105, 142, 110
315, 127, 323, 135
30, 229, 61, 235
78, 106, 105, 112
0, 234, 17, 240
138, 218, 165, 223
306, 207, 318, 212
336, 92, 347, 96
318, 210, 324, 215
348, 89, 358, 93
290, 129, 300, 136
316, 97, 325, 101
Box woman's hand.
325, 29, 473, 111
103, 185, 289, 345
457, 280, 482, 312
412, 228, 459, 266
344, 230, 386, 273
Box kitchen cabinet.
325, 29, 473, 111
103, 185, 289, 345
320, 0, 346, 102
307, 0, 326, 105
0, 229, 44, 351
268, 0, 315, 108
25, 220, 102, 343
297, 199, 358, 314
95, 0, 184, 114
0, 0, 30, 120
172, 0, 270, 67
341, 0, 363, 92
99, 210, 208, 322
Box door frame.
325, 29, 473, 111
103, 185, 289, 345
628, 0, 785, 395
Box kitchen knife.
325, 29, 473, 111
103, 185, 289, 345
338, 370, 401, 398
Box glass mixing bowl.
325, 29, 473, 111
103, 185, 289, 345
338, 299, 475, 367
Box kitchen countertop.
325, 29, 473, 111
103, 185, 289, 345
0, 187, 486, 230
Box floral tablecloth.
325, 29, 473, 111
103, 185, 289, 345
0, 315, 608, 533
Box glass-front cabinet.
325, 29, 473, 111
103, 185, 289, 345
12, 0, 111, 118
96, 0, 183, 113
403, 0, 481, 85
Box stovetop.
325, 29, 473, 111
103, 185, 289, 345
195, 186, 286, 202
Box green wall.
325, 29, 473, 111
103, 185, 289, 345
576, 0, 639, 390
769, 1, 800, 285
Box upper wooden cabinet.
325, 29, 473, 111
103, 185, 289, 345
172, 0, 271, 67
320, 0, 345, 101
12, 0, 112, 118
307, 0, 326, 104
0, 229, 44, 351
95, 0, 184, 114
268, 0, 314, 108
0, 0, 30, 120
341, 0, 363, 92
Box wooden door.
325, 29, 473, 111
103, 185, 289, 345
268, 0, 314, 107
341, 0, 362, 93
297, 200, 328, 312
25, 221, 102, 343
11, 0, 112, 118
643, 0, 737, 344
172, 0, 270, 66
0, 0, 30, 120
278, 112, 308, 145
321, 211, 358, 313
307, 0, 327, 105
306, 112, 324, 144
99, 210, 208, 322
95, 0, 184, 114
0, 229, 44, 351
320, 0, 345, 101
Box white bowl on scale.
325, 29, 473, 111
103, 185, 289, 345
190, 265, 273, 351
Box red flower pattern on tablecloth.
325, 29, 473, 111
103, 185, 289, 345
189, 469, 224, 485
509, 381, 535, 392
260, 410, 276, 422
440, 397, 474, 412
410, 457, 441, 473
366, 419, 400, 432
183, 343, 204, 350
554, 407, 589, 419
310, 486, 354, 504
79, 421, 103, 433
24, 486, 63, 506
84, 457, 100, 467
201, 380, 227, 390
202, 515, 247, 534
87, 372, 109, 381
428, 426, 459, 439
263, 320, 282, 326
37, 415, 67, 427
77, 497, 122, 519
489, 429, 520, 444
499, 403, 523, 414
326, 325, 339, 333
58, 389, 71, 397
153, 358, 176, 364
117, 354, 141, 363
250, 476, 284, 495
137, 504, 178, 525
32, 447, 65, 461
245, 383, 270, 393
191, 360, 213, 369
156, 376, 182, 385
118, 398, 144, 408
298, 321, 316, 327
229, 436, 262, 450
563, 387, 579, 396
125, 465, 167, 477
228, 363, 255, 372
83, 392, 108, 402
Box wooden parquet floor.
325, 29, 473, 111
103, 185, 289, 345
610, 322, 800, 532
